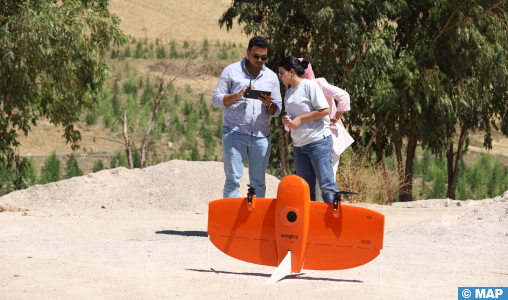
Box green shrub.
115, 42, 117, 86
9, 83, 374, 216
110, 49, 118, 59
111, 93, 121, 116
85, 111, 97, 125
39, 152, 61, 184
93, 159, 105, 172
469, 154, 488, 199
182, 99, 193, 116
65, 154, 83, 179
134, 49, 143, 59
110, 152, 129, 168
203, 37, 209, 50
187, 110, 198, 130
170, 39, 178, 58
430, 165, 446, 199
124, 46, 131, 58
214, 112, 223, 139
141, 86, 154, 105
183, 40, 189, 48
185, 83, 192, 93
132, 146, 141, 168
157, 45, 166, 59
123, 77, 137, 96
174, 92, 181, 104
104, 111, 114, 127
126, 94, 138, 127
216, 48, 228, 60
456, 159, 468, 200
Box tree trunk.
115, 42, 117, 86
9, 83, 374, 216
277, 123, 290, 178
355, 110, 390, 169
140, 80, 166, 168
394, 137, 404, 183
122, 112, 133, 169
399, 131, 417, 202
375, 131, 383, 164
446, 139, 454, 183
446, 125, 467, 199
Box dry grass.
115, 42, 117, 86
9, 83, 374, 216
337, 150, 410, 205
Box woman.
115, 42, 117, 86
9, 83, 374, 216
297, 58, 354, 201
279, 56, 339, 203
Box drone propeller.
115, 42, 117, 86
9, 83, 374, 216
247, 184, 256, 205
321, 190, 359, 211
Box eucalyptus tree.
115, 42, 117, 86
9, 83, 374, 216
0, 0, 126, 183
386, 1, 508, 200
219, 0, 508, 201
219, 0, 398, 178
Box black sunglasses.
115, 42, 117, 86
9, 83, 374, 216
252, 54, 268, 61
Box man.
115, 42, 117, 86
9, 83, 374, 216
213, 36, 282, 198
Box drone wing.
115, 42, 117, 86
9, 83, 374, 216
303, 202, 385, 270
208, 198, 278, 267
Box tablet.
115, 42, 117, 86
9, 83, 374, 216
244, 89, 271, 99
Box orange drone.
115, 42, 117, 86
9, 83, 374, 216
207, 175, 385, 284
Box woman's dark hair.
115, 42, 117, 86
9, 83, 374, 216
248, 36, 269, 50
278, 56, 310, 77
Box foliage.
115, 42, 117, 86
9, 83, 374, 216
336, 149, 409, 204
219, 0, 508, 200
93, 159, 105, 173
65, 153, 83, 179
110, 152, 129, 168
0, 0, 127, 173
39, 152, 61, 184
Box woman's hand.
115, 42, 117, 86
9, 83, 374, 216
288, 117, 302, 130
282, 115, 292, 126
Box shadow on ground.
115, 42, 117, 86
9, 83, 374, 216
155, 230, 208, 237
186, 268, 363, 283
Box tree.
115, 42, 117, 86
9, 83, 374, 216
219, 0, 508, 201
39, 152, 60, 184
138, 39, 203, 168
93, 159, 105, 173
1, 0, 126, 177
65, 153, 84, 179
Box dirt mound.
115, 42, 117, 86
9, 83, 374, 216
0, 160, 281, 214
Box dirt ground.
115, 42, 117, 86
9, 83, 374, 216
1, 161, 507, 300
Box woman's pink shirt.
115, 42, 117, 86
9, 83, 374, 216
284, 78, 354, 155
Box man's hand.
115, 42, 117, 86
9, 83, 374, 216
240, 84, 254, 96
258, 93, 273, 107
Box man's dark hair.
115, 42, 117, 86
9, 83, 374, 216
248, 36, 269, 50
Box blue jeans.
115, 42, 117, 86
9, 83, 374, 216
222, 127, 271, 198
293, 135, 338, 203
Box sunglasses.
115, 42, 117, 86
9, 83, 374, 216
252, 54, 268, 61
278, 70, 288, 77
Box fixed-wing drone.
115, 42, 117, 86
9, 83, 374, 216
207, 175, 385, 284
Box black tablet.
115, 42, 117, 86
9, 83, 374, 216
244, 89, 271, 99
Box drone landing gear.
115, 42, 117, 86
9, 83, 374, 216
266, 251, 314, 284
